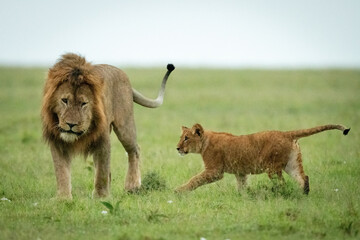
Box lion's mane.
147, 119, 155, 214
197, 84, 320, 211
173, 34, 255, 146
41, 53, 107, 153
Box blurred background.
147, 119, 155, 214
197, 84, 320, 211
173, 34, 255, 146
1, 0, 360, 68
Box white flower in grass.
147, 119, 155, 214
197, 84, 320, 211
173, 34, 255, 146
33, 202, 38, 206
334, 188, 339, 192
101, 210, 108, 215
167, 200, 173, 204
1, 197, 11, 202
200, 238, 207, 240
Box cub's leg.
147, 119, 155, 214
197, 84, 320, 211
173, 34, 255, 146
285, 147, 309, 194
50, 144, 72, 199
267, 171, 285, 184
113, 117, 141, 192
235, 174, 248, 191
92, 137, 111, 198
267, 171, 286, 192
175, 169, 224, 192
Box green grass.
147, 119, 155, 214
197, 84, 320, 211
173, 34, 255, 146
0, 66, 359, 240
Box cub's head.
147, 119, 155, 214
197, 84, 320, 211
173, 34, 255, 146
41, 53, 106, 144
176, 123, 204, 156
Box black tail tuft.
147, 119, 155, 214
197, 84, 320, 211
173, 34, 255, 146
167, 64, 175, 72
343, 128, 350, 135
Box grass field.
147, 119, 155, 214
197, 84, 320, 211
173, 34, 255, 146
0, 66, 359, 240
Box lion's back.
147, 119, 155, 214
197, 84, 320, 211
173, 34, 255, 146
93, 64, 134, 123
94, 64, 131, 87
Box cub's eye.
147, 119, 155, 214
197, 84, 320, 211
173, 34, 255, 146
184, 136, 189, 141
61, 98, 68, 104
81, 102, 88, 107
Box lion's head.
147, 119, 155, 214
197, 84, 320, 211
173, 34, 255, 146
176, 123, 204, 155
41, 53, 106, 147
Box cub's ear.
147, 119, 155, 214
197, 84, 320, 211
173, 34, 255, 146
192, 123, 204, 137
181, 126, 189, 132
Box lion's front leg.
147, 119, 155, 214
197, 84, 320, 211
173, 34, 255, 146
175, 169, 224, 193
92, 139, 111, 198
50, 144, 72, 199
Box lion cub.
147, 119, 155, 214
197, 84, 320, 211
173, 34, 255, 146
176, 123, 350, 194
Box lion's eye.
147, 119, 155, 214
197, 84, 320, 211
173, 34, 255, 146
184, 136, 189, 141
61, 98, 68, 104
81, 102, 88, 107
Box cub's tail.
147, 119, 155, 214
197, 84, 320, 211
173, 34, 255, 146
287, 124, 350, 139
132, 64, 175, 108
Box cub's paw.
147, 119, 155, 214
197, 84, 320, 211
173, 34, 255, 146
174, 186, 190, 193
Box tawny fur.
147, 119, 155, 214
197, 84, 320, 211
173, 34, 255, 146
41, 53, 174, 199
176, 123, 350, 194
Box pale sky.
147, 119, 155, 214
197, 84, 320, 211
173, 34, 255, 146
1, 0, 360, 68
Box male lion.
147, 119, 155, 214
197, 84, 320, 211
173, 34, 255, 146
41, 53, 175, 199
176, 123, 350, 194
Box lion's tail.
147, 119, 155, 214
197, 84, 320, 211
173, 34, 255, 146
286, 124, 350, 139
132, 64, 175, 108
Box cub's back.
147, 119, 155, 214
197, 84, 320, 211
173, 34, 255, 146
206, 130, 294, 164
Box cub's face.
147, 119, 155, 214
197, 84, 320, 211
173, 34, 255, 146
176, 125, 203, 156
53, 82, 94, 142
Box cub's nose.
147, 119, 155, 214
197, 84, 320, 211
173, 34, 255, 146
176, 148, 180, 151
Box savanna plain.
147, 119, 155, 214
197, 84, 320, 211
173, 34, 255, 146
0, 66, 359, 240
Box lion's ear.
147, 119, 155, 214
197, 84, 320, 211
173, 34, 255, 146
192, 123, 204, 137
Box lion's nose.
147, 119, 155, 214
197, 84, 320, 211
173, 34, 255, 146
176, 148, 180, 151
66, 123, 77, 129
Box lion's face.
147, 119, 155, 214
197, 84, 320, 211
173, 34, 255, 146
53, 82, 94, 142
176, 124, 204, 156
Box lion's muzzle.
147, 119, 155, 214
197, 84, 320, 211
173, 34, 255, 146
59, 127, 85, 142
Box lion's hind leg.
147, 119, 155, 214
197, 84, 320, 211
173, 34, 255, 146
113, 119, 141, 192
124, 147, 141, 192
